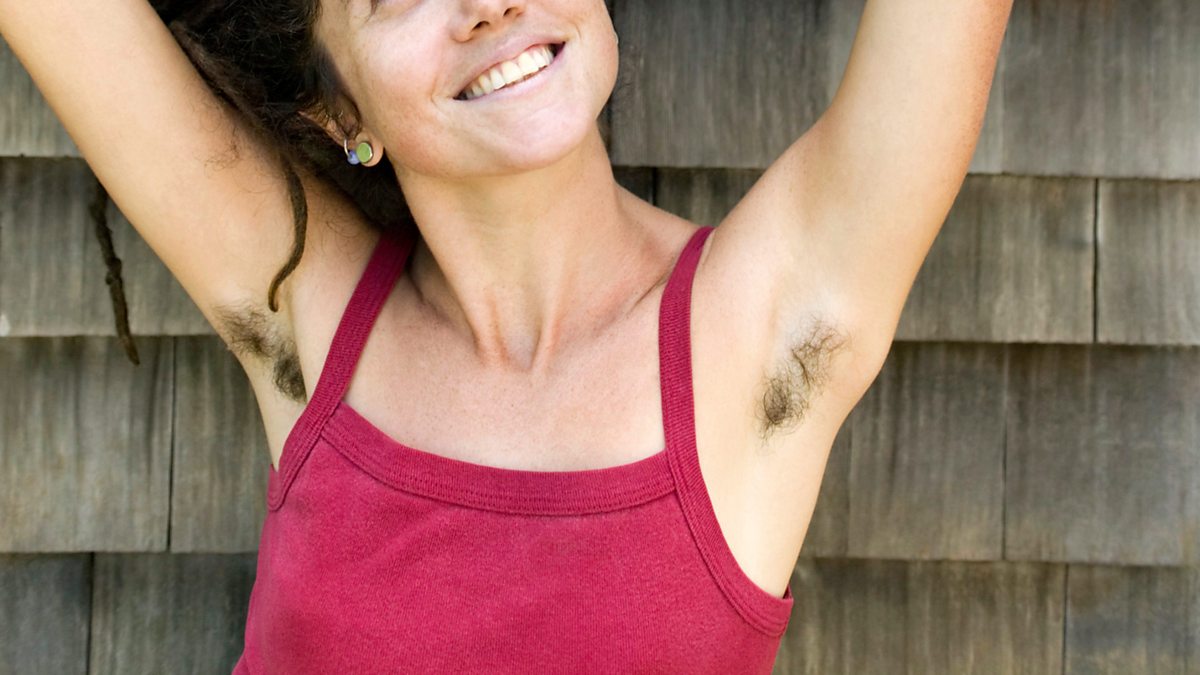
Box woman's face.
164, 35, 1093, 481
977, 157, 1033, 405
314, 0, 618, 180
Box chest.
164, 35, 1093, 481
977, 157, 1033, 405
245, 228, 803, 603
337, 300, 672, 474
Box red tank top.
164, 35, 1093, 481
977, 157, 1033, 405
232, 225, 794, 674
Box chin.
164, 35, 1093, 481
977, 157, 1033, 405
491, 105, 600, 169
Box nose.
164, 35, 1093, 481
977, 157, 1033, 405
455, 0, 526, 40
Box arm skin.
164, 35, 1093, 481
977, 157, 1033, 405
718, 0, 1016, 387
690, 1, 1017, 590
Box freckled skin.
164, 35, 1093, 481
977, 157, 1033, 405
755, 318, 849, 446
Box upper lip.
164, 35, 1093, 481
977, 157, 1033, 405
456, 36, 562, 98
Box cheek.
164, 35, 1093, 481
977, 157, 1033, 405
353, 42, 432, 118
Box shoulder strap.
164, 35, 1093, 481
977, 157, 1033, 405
656, 225, 794, 636
658, 225, 714, 466
268, 226, 415, 510
310, 228, 415, 408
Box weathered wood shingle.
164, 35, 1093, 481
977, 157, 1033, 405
612, 0, 1200, 179
170, 336, 269, 553
1064, 564, 1200, 675
0, 157, 211, 336
655, 170, 1096, 343
895, 176, 1095, 343
774, 558, 1066, 674
1000, 0, 1200, 179
844, 342, 1008, 561
610, 0, 845, 168
795, 424, 852, 558
0, 554, 90, 674
89, 553, 256, 674
1005, 344, 1200, 565
0, 37, 80, 157
0, 337, 173, 551
1098, 178, 1200, 345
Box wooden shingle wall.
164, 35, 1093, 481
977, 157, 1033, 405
2, 0, 1198, 672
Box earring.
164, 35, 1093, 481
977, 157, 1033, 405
344, 137, 374, 166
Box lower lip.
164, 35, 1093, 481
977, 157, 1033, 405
459, 43, 565, 103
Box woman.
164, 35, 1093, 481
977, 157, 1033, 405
0, 0, 1013, 671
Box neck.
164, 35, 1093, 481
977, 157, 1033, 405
395, 125, 652, 375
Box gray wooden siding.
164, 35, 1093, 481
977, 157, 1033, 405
2, 1, 1197, 673
89, 553, 257, 675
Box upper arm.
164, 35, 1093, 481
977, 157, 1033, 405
716, 0, 1014, 386
0, 0, 307, 339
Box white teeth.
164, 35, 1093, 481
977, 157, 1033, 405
517, 52, 539, 76
488, 69, 506, 92
499, 60, 523, 83
462, 44, 556, 101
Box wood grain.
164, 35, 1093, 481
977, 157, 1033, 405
1098, 178, 1200, 345
0, 337, 173, 552
0, 157, 211, 336
170, 336, 269, 553
0, 37, 80, 157
1064, 563, 1200, 675
0, 554, 90, 674
610, 0, 842, 168
656, 170, 1095, 343
895, 176, 1095, 343
844, 341, 1008, 560
1000, 0, 1200, 179
89, 553, 256, 674
1005, 344, 1200, 565
773, 558, 1065, 675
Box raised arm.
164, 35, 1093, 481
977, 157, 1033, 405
716, 0, 1014, 384
0, 0, 310, 338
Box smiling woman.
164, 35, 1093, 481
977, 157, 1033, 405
0, 0, 1012, 671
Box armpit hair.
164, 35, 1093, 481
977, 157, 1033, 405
755, 316, 850, 446
214, 302, 307, 404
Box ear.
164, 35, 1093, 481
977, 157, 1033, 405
298, 99, 385, 167
298, 102, 356, 146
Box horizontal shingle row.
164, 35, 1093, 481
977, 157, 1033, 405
3, 553, 1196, 674
3, 159, 1197, 345
6, 0, 1200, 178
609, 0, 1200, 178
3, 335, 1196, 567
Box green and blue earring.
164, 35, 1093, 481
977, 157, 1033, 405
343, 137, 374, 166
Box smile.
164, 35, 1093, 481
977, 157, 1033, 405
456, 42, 565, 102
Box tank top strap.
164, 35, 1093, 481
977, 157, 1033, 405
658, 225, 715, 476
656, 225, 792, 635
269, 226, 415, 510
309, 228, 416, 409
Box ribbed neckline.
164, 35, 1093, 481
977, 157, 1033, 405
323, 401, 676, 515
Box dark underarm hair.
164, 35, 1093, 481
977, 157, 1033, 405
88, 0, 416, 378
215, 302, 307, 402
755, 317, 851, 446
